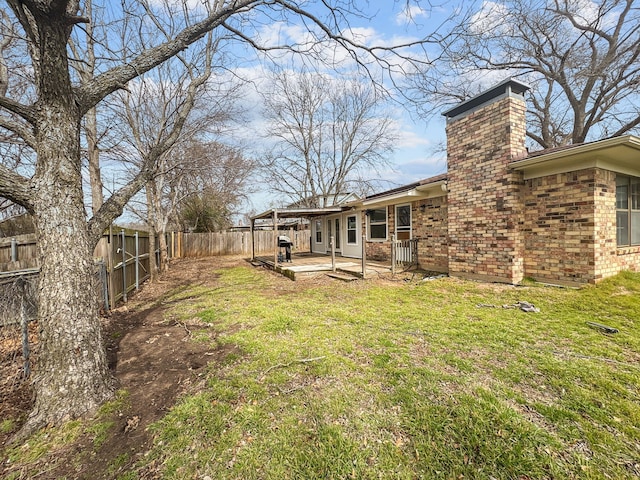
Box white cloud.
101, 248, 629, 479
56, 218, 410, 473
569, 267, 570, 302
469, 1, 513, 36
565, 0, 601, 24
561, 0, 620, 29
395, 5, 430, 26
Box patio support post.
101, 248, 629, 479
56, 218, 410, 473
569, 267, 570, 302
330, 235, 336, 272
273, 209, 278, 266
250, 218, 255, 261
391, 233, 396, 275
361, 234, 366, 279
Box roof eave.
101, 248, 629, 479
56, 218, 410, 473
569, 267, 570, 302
250, 207, 343, 221
511, 135, 640, 179
361, 180, 447, 208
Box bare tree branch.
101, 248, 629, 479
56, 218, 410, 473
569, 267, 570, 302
409, 0, 640, 148
75, 0, 254, 114
0, 163, 32, 211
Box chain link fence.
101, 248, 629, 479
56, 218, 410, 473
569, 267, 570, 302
0, 271, 38, 398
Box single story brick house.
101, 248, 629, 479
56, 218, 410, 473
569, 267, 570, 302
258, 78, 640, 285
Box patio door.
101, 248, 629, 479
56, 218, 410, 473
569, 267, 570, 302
395, 204, 412, 263
327, 216, 341, 253
340, 212, 362, 258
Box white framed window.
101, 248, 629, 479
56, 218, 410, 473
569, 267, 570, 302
347, 215, 357, 244
617, 175, 640, 246
368, 208, 387, 240
395, 204, 411, 241
315, 219, 323, 243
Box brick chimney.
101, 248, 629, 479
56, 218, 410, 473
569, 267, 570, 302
443, 78, 530, 283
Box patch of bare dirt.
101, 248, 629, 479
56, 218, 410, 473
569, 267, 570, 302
0, 256, 246, 480
0, 255, 430, 479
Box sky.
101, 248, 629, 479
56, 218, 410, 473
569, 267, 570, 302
223, 1, 457, 216
91, 0, 467, 224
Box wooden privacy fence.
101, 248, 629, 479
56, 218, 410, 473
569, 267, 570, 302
0, 229, 307, 313
179, 229, 311, 257
0, 234, 38, 271
0, 230, 169, 313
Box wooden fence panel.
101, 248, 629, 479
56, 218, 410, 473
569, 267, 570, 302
0, 234, 38, 271
180, 230, 311, 258
0, 229, 313, 314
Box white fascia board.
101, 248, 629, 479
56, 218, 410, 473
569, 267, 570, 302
361, 181, 448, 208
511, 135, 640, 179
361, 189, 421, 207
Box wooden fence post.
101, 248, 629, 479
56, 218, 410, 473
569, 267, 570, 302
134, 231, 139, 290
121, 229, 127, 302
250, 219, 255, 261
108, 227, 115, 311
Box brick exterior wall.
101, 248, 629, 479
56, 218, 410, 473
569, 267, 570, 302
364, 206, 391, 261
366, 239, 390, 261
522, 169, 599, 284
522, 168, 640, 284
413, 196, 449, 271
590, 169, 640, 280
363, 198, 450, 270
446, 94, 528, 283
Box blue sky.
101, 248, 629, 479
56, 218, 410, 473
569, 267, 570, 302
226, 1, 457, 215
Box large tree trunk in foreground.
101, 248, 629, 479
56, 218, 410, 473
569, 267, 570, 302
16, 10, 113, 439
26, 192, 113, 435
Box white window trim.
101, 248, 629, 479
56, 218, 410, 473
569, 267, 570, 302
346, 214, 358, 245
367, 207, 388, 242
314, 218, 323, 244
395, 204, 412, 240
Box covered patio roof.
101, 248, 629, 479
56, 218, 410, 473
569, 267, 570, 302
249, 206, 345, 266
250, 206, 343, 222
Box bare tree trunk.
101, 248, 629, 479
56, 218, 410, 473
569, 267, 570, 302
15, 14, 113, 440
146, 180, 158, 282
158, 230, 169, 272
87, 106, 103, 213
148, 228, 158, 281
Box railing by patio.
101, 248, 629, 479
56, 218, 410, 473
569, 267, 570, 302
391, 237, 419, 273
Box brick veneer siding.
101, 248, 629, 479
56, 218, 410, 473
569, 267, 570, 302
446, 94, 528, 283
594, 171, 640, 279
366, 240, 390, 261
364, 206, 392, 261
522, 169, 599, 284
522, 168, 640, 284
413, 196, 449, 271
363, 199, 450, 269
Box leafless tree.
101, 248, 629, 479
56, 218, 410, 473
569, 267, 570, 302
175, 140, 256, 232
112, 29, 237, 279
411, 0, 640, 149
261, 69, 397, 207
68, 0, 105, 213
0, 0, 439, 439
